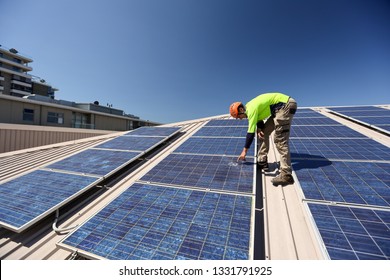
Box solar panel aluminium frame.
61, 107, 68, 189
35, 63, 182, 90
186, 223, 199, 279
44, 149, 143, 177
301, 200, 390, 260
0, 170, 102, 233
56, 122, 257, 259
0, 126, 183, 233
327, 110, 390, 136
44, 126, 183, 178
57, 182, 257, 260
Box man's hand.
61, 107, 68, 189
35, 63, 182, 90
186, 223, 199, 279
238, 148, 248, 161
257, 130, 264, 140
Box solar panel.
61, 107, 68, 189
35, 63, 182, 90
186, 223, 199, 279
294, 109, 324, 117
290, 138, 390, 161
193, 126, 248, 137
205, 119, 248, 127
336, 111, 390, 117
293, 117, 340, 126
291, 125, 366, 138
327, 107, 390, 133
140, 154, 255, 194
125, 126, 181, 136
377, 125, 390, 131
94, 136, 165, 152
355, 117, 390, 125
294, 161, 390, 207
329, 106, 384, 112
174, 137, 255, 157
308, 203, 390, 260
46, 149, 141, 176
59, 183, 253, 260
0, 126, 184, 233
0, 170, 98, 232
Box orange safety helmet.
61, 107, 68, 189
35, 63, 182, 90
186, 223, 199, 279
229, 102, 243, 118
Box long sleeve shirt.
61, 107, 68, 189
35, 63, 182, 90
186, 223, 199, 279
244, 92, 290, 149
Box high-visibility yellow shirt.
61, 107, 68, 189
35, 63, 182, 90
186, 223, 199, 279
245, 92, 290, 133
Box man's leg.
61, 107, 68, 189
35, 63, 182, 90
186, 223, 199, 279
257, 117, 274, 169
272, 98, 297, 185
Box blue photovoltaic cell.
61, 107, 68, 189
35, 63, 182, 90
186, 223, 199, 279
329, 106, 383, 112
294, 161, 390, 207
124, 127, 181, 137
0, 170, 98, 231
193, 126, 248, 138
294, 109, 323, 117
292, 117, 340, 126
60, 183, 252, 260
354, 116, 390, 125
174, 137, 255, 157
338, 111, 390, 117
94, 136, 164, 151
290, 138, 390, 161
205, 119, 248, 127
140, 154, 255, 194
377, 125, 390, 131
291, 125, 365, 138
47, 149, 141, 176
329, 107, 390, 129
308, 203, 390, 260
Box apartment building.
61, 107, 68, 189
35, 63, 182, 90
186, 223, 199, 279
0, 45, 159, 131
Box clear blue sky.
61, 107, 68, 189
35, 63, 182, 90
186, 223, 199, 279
1, 0, 389, 123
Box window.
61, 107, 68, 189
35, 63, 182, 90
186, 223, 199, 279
47, 112, 64, 124
23, 108, 34, 121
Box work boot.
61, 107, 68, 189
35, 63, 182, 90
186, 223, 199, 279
271, 174, 294, 186
257, 161, 269, 171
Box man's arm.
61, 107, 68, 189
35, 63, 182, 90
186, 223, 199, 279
238, 132, 255, 161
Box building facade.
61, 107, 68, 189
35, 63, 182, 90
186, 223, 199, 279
0, 94, 158, 131
0, 45, 57, 98
0, 45, 159, 130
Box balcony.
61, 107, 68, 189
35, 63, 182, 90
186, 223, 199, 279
11, 79, 32, 88
0, 66, 32, 78
10, 88, 32, 96
0, 45, 33, 63
0, 57, 32, 72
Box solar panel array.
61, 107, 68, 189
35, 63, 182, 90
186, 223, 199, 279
291, 108, 390, 259
59, 119, 256, 260
0, 126, 181, 232
327, 106, 390, 134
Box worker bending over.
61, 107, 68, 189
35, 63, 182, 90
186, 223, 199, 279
230, 92, 297, 186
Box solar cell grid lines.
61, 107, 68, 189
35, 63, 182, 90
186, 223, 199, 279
174, 137, 255, 157
46, 149, 141, 176
327, 106, 390, 134
124, 126, 181, 136
290, 125, 366, 138
94, 136, 164, 152
140, 154, 255, 194
193, 126, 248, 137
290, 106, 390, 259
338, 111, 390, 117
295, 161, 390, 207
357, 117, 390, 125
205, 119, 248, 127
0, 170, 98, 231
290, 138, 390, 161
292, 117, 340, 126
308, 204, 390, 260
59, 183, 253, 260
294, 109, 323, 118
329, 106, 387, 112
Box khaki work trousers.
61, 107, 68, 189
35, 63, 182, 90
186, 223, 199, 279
258, 98, 297, 176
